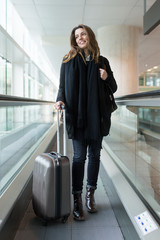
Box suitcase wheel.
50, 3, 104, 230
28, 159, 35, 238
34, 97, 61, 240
62, 215, 69, 223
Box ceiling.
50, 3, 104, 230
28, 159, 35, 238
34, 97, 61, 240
10, 0, 160, 86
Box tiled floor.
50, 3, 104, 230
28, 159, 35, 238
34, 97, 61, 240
14, 175, 124, 240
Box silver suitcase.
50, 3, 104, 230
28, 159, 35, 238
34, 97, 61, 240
32, 108, 70, 224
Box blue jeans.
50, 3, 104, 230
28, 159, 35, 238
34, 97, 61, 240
72, 138, 102, 194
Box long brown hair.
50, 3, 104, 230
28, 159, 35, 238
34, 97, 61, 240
63, 24, 100, 63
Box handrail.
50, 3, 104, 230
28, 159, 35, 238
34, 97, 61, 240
0, 94, 54, 106
116, 89, 160, 100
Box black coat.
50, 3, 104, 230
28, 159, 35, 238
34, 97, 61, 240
56, 54, 117, 139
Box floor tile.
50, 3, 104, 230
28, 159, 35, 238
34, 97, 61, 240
14, 229, 46, 240
45, 227, 71, 240
72, 226, 124, 240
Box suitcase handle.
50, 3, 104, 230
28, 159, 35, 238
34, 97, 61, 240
57, 106, 66, 155
50, 151, 62, 158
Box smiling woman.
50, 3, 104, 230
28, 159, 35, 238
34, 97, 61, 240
54, 24, 117, 221
75, 28, 89, 53
63, 24, 101, 64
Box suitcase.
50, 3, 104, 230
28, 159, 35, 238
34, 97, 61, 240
32, 108, 70, 224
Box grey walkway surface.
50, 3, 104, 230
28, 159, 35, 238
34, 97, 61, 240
14, 176, 124, 240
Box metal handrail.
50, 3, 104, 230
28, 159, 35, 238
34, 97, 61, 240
0, 94, 54, 106
116, 89, 160, 100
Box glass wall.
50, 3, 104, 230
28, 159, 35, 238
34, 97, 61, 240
0, 103, 55, 195
0, 56, 12, 95
104, 104, 160, 219
0, 0, 6, 30
0, 0, 57, 101
0, 0, 57, 198
0, 35, 55, 100
139, 66, 160, 92
0, 56, 6, 94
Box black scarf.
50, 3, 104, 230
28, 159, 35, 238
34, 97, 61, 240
65, 53, 101, 141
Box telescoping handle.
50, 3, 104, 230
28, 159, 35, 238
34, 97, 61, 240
57, 106, 66, 156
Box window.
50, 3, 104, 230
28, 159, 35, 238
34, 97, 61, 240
0, 56, 6, 94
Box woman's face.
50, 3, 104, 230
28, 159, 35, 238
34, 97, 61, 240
75, 28, 89, 50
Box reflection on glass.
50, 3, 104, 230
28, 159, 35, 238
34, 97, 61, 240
139, 67, 160, 92
104, 105, 160, 218
6, 61, 12, 95
0, 56, 6, 94
0, 104, 55, 195
0, 0, 6, 29
0, 2, 56, 101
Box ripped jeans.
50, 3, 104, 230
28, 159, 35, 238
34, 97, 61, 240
72, 137, 102, 194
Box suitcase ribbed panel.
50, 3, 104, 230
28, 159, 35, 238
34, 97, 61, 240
32, 153, 70, 221
32, 154, 56, 219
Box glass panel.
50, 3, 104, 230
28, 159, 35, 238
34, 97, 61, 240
28, 76, 35, 98
104, 106, 137, 177
104, 104, 160, 218
0, 0, 6, 29
6, 0, 13, 35
0, 56, 6, 94
6, 61, 12, 95
139, 76, 144, 86
0, 104, 55, 195
139, 66, 160, 92
136, 108, 160, 207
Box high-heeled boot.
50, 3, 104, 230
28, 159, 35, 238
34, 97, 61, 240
73, 193, 85, 221
86, 187, 97, 213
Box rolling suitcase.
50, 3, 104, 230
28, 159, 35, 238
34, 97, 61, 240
32, 108, 70, 224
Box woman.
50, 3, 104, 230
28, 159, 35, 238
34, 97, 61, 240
55, 24, 117, 221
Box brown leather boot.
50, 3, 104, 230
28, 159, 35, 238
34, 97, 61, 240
86, 187, 97, 213
73, 193, 85, 221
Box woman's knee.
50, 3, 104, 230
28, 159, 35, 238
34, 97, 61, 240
88, 140, 102, 160
73, 156, 86, 164
73, 139, 87, 162
88, 147, 101, 160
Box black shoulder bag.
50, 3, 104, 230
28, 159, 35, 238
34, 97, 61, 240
101, 57, 118, 113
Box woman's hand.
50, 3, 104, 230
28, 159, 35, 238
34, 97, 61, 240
54, 101, 65, 110
99, 68, 108, 80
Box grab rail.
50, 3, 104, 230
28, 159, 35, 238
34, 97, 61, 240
0, 94, 54, 106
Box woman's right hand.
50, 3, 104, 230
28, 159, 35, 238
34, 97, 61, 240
54, 101, 65, 110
